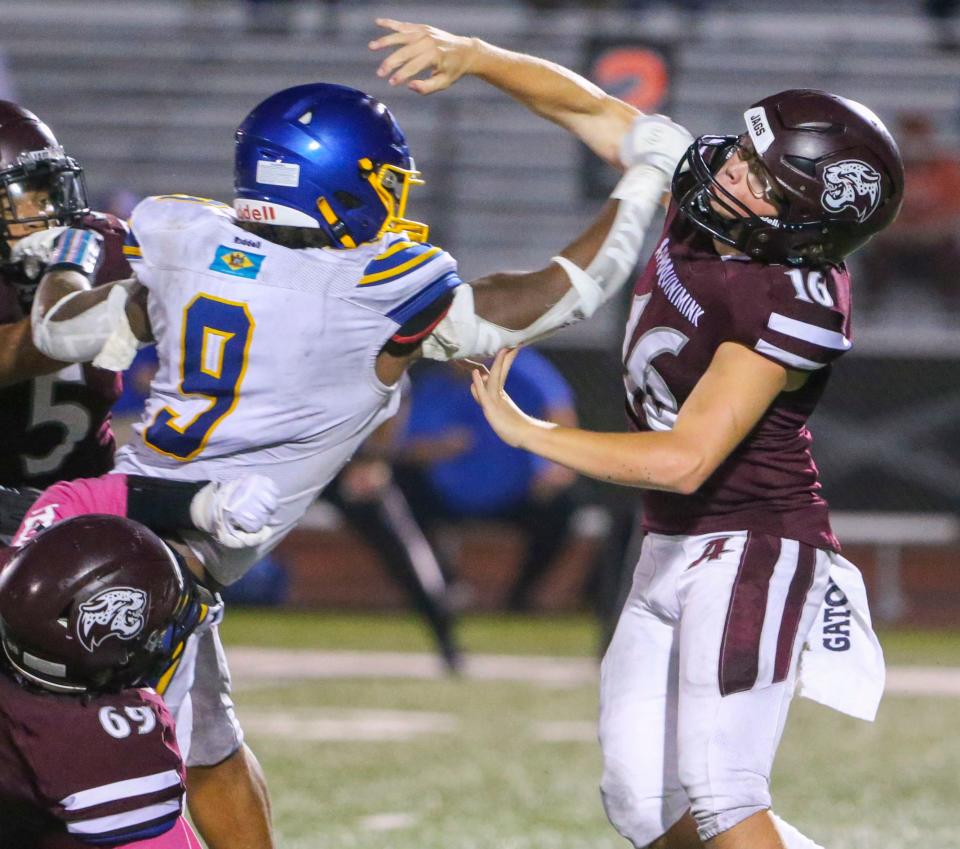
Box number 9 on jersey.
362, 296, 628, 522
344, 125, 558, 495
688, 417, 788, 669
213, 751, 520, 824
144, 295, 254, 461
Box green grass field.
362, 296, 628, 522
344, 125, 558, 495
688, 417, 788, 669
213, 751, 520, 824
220, 611, 960, 849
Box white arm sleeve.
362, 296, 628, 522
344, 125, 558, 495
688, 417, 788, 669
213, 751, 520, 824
32, 279, 144, 369
421, 114, 692, 361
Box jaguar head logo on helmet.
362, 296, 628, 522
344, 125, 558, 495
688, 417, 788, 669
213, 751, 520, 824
671, 88, 904, 266
233, 82, 428, 249
76, 587, 148, 652
820, 159, 882, 222
0, 515, 202, 694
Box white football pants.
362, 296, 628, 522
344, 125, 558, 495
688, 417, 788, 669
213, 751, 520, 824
160, 623, 244, 767
599, 531, 831, 845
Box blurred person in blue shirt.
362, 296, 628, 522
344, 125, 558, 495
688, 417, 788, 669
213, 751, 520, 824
396, 348, 579, 611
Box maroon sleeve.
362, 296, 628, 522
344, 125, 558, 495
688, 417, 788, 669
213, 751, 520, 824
9, 684, 186, 845
724, 261, 853, 372
84, 212, 134, 286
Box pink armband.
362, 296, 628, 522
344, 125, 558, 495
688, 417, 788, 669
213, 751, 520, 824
12, 473, 129, 547
115, 817, 202, 849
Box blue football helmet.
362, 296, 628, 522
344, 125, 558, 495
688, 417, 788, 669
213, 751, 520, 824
234, 83, 428, 247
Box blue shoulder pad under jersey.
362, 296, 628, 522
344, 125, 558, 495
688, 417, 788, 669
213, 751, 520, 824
352, 237, 462, 323
359, 240, 448, 287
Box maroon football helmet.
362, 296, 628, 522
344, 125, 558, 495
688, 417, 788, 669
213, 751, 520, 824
672, 89, 904, 265
0, 515, 201, 694
0, 100, 89, 249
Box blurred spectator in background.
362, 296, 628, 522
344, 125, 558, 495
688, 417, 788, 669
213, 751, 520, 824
219, 552, 290, 607
861, 113, 960, 316
325, 448, 463, 673
395, 349, 579, 612
925, 0, 960, 50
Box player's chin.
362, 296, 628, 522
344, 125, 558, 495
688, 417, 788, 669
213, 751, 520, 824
708, 198, 737, 221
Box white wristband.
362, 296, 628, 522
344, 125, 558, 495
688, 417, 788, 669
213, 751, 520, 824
92, 285, 145, 371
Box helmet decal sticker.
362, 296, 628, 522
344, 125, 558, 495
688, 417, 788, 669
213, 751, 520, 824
76, 588, 148, 652
255, 160, 301, 188
743, 106, 775, 154
234, 198, 316, 227
820, 159, 882, 222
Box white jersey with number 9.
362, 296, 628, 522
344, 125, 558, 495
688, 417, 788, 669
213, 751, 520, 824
114, 195, 460, 577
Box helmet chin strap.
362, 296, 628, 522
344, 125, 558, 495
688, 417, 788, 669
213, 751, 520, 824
315, 197, 357, 248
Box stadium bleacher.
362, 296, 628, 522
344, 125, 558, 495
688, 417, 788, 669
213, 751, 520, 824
2, 0, 957, 623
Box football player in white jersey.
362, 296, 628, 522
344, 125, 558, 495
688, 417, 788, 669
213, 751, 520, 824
25, 73, 692, 830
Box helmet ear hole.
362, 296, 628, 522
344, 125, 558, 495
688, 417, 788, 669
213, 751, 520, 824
794, 121, 840, 133
784, 154, 817, 178
333, 191, 362, 210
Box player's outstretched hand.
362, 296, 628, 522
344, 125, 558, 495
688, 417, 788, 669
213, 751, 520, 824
370, 18, 477, 94
190, 474, 281, 549
470, 348, 554, 450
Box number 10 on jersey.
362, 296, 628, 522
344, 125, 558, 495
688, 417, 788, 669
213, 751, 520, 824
144, 295, 255, 461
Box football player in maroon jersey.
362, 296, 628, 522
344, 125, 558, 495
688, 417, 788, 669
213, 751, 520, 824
0, 515, 206, 848
0, 101, 129, 487
373, 22, 904, 849
0, 103, 275, 849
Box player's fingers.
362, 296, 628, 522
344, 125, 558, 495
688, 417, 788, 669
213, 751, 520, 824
375, 18, 424, 34
376, 38, 429, 80
471, 370, 490, 406
489, 348, 511, 390
390, 50, 440, 86
409, 74, 453, 96
369, 30, 414, 52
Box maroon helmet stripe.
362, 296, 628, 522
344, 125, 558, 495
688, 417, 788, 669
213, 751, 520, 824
718, 533, 780, 696
773, 543, 816, 684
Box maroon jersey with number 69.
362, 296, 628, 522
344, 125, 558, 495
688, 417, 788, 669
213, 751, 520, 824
0, 667, 186, 848
0, 213, 130, 489
624, 205, 852, 551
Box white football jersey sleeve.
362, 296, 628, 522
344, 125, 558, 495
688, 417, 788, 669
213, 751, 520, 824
115, 195, 461, 574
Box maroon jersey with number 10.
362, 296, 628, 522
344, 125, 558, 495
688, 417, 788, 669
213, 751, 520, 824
624, 205, 852, 551
0, 213, 130, 489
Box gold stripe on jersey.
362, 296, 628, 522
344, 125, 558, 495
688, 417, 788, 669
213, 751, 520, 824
153, 602, 210, 695
122, 245, 143, 258
360, 246, 441, 286
375, 240, 418, 261
153, 194, 232, 209
154, 642, 186, 696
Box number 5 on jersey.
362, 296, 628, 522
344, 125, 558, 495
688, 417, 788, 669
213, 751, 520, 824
144, 295, 254, 461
